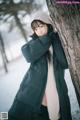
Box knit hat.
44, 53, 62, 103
31, 11, 53, 25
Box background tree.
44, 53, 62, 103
46, 0, 80, 106
0, 0, 41, 40
0, 33, 8, 72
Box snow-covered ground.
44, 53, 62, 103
0, 56, 80, 120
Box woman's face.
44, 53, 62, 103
34, 23, 48, 37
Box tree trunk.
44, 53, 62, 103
0, 33, 8, 73
46, 0, 80, 107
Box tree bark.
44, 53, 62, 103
46, 0, 80, 107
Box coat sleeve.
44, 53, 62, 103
52, 32, 68, 69
21, 35, 51, 63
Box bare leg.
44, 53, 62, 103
42, 93, 47, 106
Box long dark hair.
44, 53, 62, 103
31, 19, 53, 62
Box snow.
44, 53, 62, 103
0, 56, 30, 112
0, 56, 80, 119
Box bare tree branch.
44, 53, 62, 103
0, 2, 37, 15
14, 13, 27, 41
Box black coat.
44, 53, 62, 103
8, 32, 72, 120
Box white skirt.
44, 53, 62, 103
45, 46, 60, 120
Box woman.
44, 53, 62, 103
8, 13, 72, 120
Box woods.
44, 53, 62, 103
46, 0, 80, 107
0, 0, 41, 72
